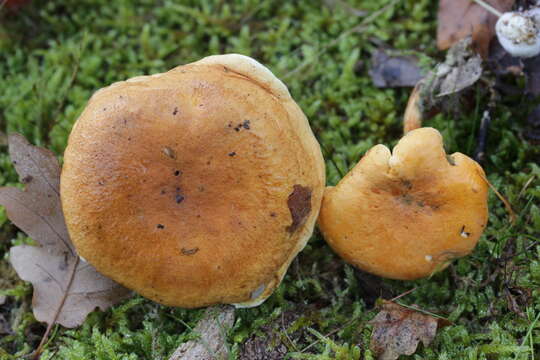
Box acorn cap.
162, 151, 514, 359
60, 54, 325, 308
318, 127, 489, 280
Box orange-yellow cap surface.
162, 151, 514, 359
318, 128, 488, 280
60, 54, 325, 308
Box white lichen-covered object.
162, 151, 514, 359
496, 8, 540, 58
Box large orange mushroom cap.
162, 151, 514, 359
318, 127, 489, 280
60, 54, 325, 308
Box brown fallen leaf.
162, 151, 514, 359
0, 134, 131, 354
10, 246, 131, 328
369, 301, 451, 360
437, 0, 515, 58
0, 133, 73, 254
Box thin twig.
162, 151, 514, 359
474, 110, 491, 163
389, 287, 417, 302
394, 301, 451, 322
471, 0, 503, 17
513, 310, 540, 360
33, 256, 80, 360
477, 170, 517, 224
281, 312, 299, 352
299, 318, 357, 353
320, 142, 345, 178
518, 175, 536, 199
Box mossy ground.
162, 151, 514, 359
0, 1, 539, 359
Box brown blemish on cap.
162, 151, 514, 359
286, 184, 312, 233
181, 247, 199, 256
162, 146, 176, 159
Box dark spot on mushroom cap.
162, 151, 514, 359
181, 247, 199, 256
401, 194, 414, 205
228, 151, 236, 157
175, 194, 185, 204
157, 224, 165, 229
174, 170, 181, 176
242, 120, 251, 129
286, 184, 312, 233
172, 107, 179, 115
401, 180, 412, 190
460, 225, 471, 237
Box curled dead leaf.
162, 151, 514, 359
369, 301, 451, 360
401, 38, 483, 131
10, 246, 131, 328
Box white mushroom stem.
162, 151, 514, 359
496, 9, 540, 58
473, 0, 540, 59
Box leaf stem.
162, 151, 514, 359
471, 0, 503, 17
32, 256, 80, 360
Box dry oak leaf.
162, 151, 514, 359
0, 134, 131, 328
437, 0, 515, 58
369, 301, 451, 360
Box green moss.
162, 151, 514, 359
1, 0, 539, 359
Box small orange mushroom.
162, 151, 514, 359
318, 127, 489, 280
